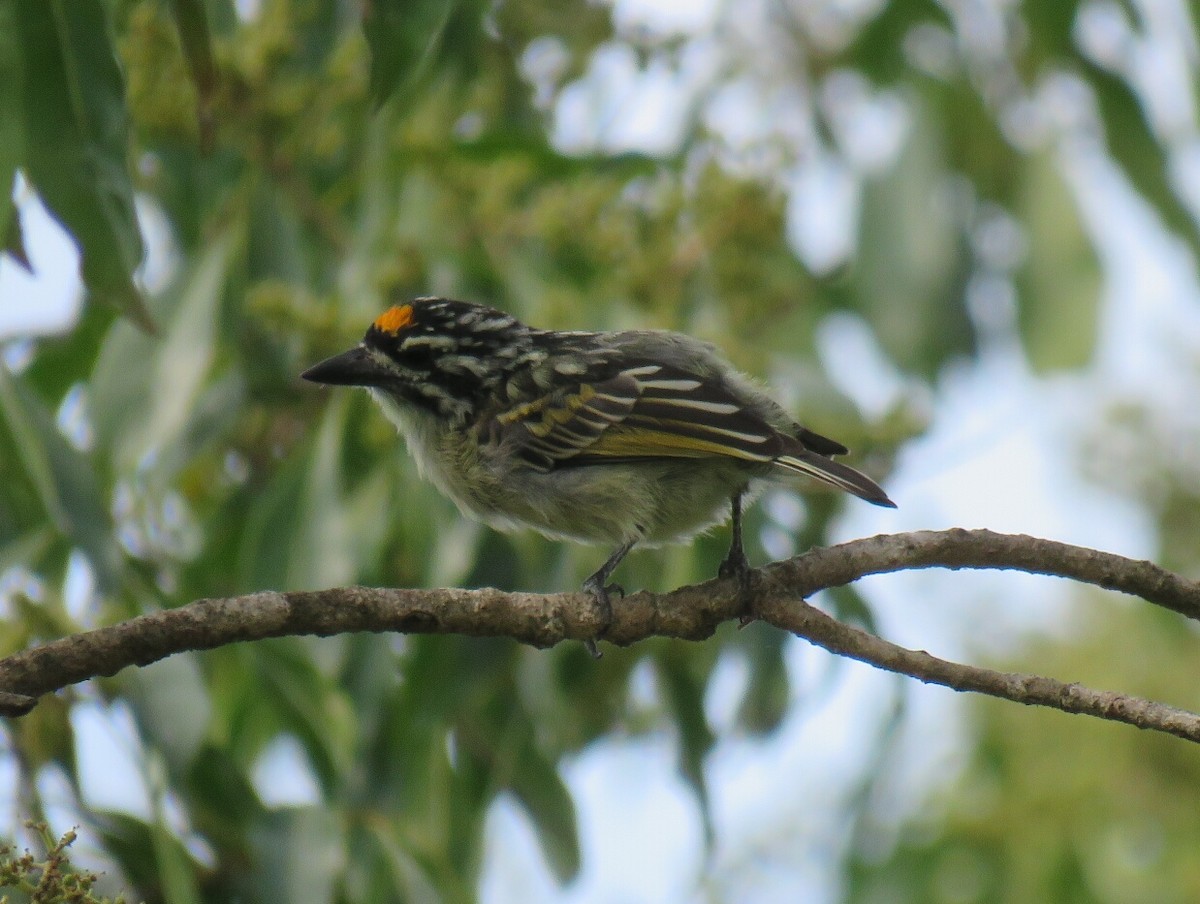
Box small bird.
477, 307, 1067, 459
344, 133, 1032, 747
302, 297, 895, 651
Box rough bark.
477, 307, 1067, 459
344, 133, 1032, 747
3, 529, 1199, 741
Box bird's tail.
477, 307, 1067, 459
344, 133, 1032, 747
775, 450, 896, 508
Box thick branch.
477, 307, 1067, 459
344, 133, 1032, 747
2, 529, 1199, 743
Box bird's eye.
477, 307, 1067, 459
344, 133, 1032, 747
399, 345, 438, 371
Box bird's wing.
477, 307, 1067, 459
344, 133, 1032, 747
493, 363, 786, 472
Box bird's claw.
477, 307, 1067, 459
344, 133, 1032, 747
580, 538, 638, 657
582, 577, 617, 657
719, 547, 756, 622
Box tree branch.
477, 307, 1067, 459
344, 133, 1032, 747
762, 528, 1200, 622
2, 529, 1199, 742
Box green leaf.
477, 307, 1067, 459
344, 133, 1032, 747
12, 590, 81, 643
125, 654, 213, 775
151, 819, 203, 904
827, 584, 878, 633
14, 0, 150, 328
842, 0, 949, 84
449, 132, 663, 179
235, 451, 309, 592
0, 3, 21, 247
853, 105, 973, 377
0, 413, 45, 548
186, 745, 266, 837
1021, 0, 1081, 74
240, 393, 394, 592
359, 820, 443, 904
0, 533, 55, 654
24, 303, 117, 400
1015, 152, 1100, 372
0, 367, 120, 590
244, 809, 345, 904
248, 183, 310, 284
363, 0, 457, 107
93, 809, 203, 904
926, 77, 1020, 203
656, 650, 715, 844
91, 227, 235, 469
509, 742, 580, 882
253, 639, 356, 792
92, 814, 165, 891
167, 0, 218, 152
735, 628, 790, 735
3, 205, 31, 272
11, 692, 76, 777
1083, 60, 1200, 259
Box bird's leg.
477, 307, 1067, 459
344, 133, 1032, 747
718, 490, 750, 582
718, 490, 754, 621
582, 537, 637, 658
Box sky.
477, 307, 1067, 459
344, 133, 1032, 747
3, 0, 1200, 901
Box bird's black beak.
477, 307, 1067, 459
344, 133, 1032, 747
301, 345, 388, 387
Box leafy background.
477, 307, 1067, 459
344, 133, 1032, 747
3, 0, 1200, 901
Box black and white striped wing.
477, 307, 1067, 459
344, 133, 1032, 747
494, 364, 786, 471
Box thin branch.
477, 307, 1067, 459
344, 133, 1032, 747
2, 529, 1199, 744
763, 528, 1200, 622
758, 596, 1200, 742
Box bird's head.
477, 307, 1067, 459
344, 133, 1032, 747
301, 297, 533, 421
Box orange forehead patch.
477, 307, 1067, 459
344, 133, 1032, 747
373, 304, 414, 335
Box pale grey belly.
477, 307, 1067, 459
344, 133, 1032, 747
372, 395, 765, 546
460, 458, 763, 547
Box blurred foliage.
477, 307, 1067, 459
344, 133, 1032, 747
0, 824, 130, 904
0, 0, 1196, 899
843, 600, 1200, 904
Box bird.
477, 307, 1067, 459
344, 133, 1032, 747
302, 297, 895, 652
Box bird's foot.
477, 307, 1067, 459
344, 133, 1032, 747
718, 546, 756, 626
582, 577, 625, 658
718, 547, 749, 584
